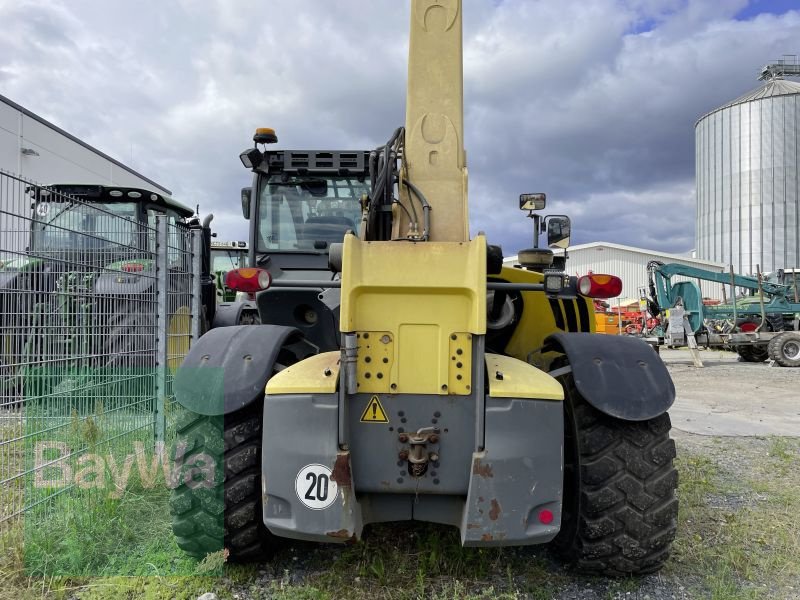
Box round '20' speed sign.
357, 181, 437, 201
295, 463, 338, 510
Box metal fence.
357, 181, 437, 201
0, 171, 201, 528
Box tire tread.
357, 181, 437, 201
554, 375, 679, 576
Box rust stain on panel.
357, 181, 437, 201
472, 459, 493, 478
326, 529, 357, 543
332, 452, 352, 487
489, 499, 501, 521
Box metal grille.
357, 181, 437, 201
0, 171, 200, 529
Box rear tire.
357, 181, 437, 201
101, 298, 155, 369
736, 345, 769, 363
170, 401, 279, 561
553, 373, 679, 576
735, 320, 770, 363
767, 332, 800, 367
169, 344, 301, 561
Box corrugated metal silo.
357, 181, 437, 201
695, 60, 800, 274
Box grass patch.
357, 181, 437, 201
669, 436, 800, 598
22, 482, 201, 577
2, 434, 799, 599
307, 523, 564, 599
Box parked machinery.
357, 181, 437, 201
0, 184, 215, 395
210, 240, 248, 303
171, 0, 679, 575
647, 261, 800, 366
208, 240, 260, 325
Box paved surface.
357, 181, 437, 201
663, 348, 800, 437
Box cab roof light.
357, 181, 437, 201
225, 268, 271, 293
253, 127, 278, 145
577, 274, 622, 299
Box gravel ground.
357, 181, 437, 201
664, 348, 800, 437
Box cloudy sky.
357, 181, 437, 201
1, 0, 798, 256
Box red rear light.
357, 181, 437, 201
538, 509, 554, 525
121, 262, 145, 273
577, 274, 622, 299
225, 268, 271, 293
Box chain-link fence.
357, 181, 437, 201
0, 171, 201, 551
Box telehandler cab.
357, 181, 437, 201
172, 0, 678, 575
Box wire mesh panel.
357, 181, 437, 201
0, 171, 202, 574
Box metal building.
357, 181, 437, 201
696, 58, 800, 275
0, 93, 169, 193
504, 242, 726, 301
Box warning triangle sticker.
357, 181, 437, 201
360, 396, 389, 423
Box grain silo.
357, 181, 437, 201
695, 58, 800, 275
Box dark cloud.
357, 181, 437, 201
1, 0, 798, 257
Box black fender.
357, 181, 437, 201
545, 332, 675, 421
174, 324, 301, 416
212, 301, 259, 328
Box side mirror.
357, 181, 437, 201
520, 193, 546, 211
241, 187, 252, 220
546, 216, 571, 249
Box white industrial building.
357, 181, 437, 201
0, 93, 169, 193
504, 241, 727, 302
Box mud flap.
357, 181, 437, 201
262, 393, 363, 543
546, 332, 675, 421
461, 396, 563, 546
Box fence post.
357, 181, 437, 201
190, 229, 202, 342
154, 215, 169, 445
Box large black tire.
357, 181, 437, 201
1, 273, 50, 398
767, 332, 800, 367
1, 285, 30, 394
553, 373, 679, 576
736, 344, 769, 363
100, 298, 157, 369
734, 319, 771, 363
170, 401, 279, 561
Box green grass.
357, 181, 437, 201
668, 436, 800, 599
22, 483, 201, 577
1, 435, 799, 599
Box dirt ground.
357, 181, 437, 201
664, 348, 800, 437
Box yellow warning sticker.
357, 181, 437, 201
360, 395, 389, 423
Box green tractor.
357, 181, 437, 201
0, 183, 214, 398
209, 240, 260, 326
211, 241, 249, 303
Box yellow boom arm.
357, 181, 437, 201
395, 0, 469, 242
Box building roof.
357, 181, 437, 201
0, 93, 171, 195
504, 241, 726, 269
696, 79, 800, 125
